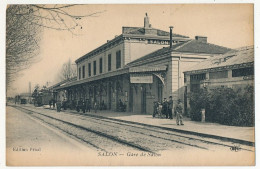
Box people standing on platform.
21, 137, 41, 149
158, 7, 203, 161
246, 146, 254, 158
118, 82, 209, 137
118, 99, 126, 112
82, 99, 86, 113
62, 98, 67, 110
52, 99, 56, 110
77, 98, 83, 112
86, 99, 91, 112
157, 102, 163, 118
56, 97, 61, 112
49, 100, 52, 109
168, 96, 173, 119
175, 99, 184, 125
100, 100, 105, 110
153, 101, 158, 118
94, 101, 98, 113
162, 98, 168, 119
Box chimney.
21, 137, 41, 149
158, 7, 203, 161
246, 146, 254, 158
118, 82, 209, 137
195, 36, 207, 43
144, 13, 156, 35
169, 26, 174, 48
144, 13, 150, 28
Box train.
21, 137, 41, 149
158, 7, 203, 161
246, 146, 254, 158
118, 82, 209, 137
33, 90, 53, 107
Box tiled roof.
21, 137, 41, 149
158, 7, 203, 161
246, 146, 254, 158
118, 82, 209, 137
122, 27, 189, 38
48, 77, 77, 90
126, 46, 172, 66
175, 40, 231, 54
127, 40, 232, 66
184, 46, 254, 73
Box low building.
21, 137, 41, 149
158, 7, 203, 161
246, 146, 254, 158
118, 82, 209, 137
54, 14, 232, 114
184, 46, 254, 110
15, 93, 32, 104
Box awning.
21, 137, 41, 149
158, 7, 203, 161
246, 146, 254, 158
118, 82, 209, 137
54, 68, 128, 90
53, 65, 167, 90
129, 65, 167, 73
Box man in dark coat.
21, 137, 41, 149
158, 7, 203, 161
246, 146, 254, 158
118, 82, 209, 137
168, 96, 173, 119
82, 99, 86, 113
77, 98, 83, 112
153, 101, 158, 118
162, 98, 168, 119
86, 99, 91, 112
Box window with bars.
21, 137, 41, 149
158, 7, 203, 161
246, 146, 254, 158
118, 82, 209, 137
190, 73, 206, 81
232, 67, 254, 77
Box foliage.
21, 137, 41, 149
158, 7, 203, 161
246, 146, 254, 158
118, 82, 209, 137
6, 5, 105, 88
189, 85, 254, 126
6, 5, 42, 87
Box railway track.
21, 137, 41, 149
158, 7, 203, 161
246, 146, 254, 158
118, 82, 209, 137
13, 105, 152, 153
12, 105, 254, 153
61, 109, 254, 152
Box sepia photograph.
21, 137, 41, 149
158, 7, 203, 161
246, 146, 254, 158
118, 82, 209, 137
4, 3, 255, 166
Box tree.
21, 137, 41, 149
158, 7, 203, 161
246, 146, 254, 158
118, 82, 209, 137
6, 4, 105, 88
6, 5, 42, 87
189, 86, 254, 126
32, 84, 40, 98
58, 58, 77, 81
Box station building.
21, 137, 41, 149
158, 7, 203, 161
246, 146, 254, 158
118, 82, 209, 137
183, 46, 254, 101
53, 14, 231, 114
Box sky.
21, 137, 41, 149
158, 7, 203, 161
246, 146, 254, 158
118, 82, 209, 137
6, 4, 254, 97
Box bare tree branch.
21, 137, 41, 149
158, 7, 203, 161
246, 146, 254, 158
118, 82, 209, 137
6, 4, 106, 90
57, 59, 77, 82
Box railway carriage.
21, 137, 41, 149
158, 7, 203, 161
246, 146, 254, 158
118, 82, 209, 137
33, 90, 53, 107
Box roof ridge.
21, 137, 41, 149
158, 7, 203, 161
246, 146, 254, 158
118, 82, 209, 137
202, 41, 231, 50
234, 45, 254, 51
174, 40, 194, 50
184, 46, 254, 73
123, 26, 142, 28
